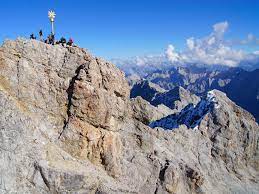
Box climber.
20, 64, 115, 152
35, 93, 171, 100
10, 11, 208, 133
46, 34, 55, 45
67, 38, 74, 46
39, 30, 43, 41
50, 34, 55, 45
59, 37, 67, 46
30, 34, 36, 40
45, 35, 50, 44
45, 34, 53, 44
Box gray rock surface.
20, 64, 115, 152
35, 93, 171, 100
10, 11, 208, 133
133, 65, 259, 122
0, 38, 258, 194
151, 86, 200, 111
131, 96, 174, 125
131, 81, 200, 112
130, 80, 167, 102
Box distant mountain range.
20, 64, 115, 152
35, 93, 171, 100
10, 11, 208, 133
131, 82, 200, 112
127, 65, 259, 122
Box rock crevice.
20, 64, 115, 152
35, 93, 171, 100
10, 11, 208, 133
59, 64, 86, 138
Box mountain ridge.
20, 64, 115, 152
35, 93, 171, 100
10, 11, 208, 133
129, 65, 259, 122
0, 38, 258, 193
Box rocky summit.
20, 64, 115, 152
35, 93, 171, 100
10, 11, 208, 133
0, 38, 258, 194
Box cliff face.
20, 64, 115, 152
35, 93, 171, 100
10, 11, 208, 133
0, 38, 131, 193
0, 38, 258, 194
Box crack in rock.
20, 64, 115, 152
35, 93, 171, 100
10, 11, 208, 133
58, 64, 85, 139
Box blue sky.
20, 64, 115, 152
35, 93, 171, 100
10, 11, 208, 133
0, 0, 259, 59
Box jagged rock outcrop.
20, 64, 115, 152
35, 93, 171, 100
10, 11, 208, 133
0, 38, 258, 194
151, 90, 259, 190
131, 65, 259, 122
131, 96, 174, 125
130, 80, 166, 102
151, 86, 200, 111
0, 38, 131, 193
131, 81, 200, 112
150, 90, 221, 130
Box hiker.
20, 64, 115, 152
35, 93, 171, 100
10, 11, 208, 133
39, 30, 43, 41
45, 35, 50, 44
45, 35, 52, 44
50, 34, 55, 45
67, 38, 73, 46
46, 34, 55, 45
59, 37, 67, 46
30, 34, 36, 39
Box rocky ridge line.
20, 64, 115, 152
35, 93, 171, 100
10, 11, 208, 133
0, 38, 258, 194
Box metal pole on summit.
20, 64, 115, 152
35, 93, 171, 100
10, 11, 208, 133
48, 10, 56, 36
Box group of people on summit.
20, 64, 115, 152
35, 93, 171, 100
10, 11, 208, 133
30, 30, 74, 46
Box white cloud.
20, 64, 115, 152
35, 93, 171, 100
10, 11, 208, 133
207, 37, 216, 45
135, 56, 146, 66
213, 21, 229, 38
166, 44, 180, 62
166, 21, 251, 67
186, 38, 195, 50
113, 21, 259, 73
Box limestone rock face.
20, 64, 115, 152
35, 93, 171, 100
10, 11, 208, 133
151, 90, 259, 191
131, 81, 200, 112
151, 86, 200, 111
130, 80, 166, 102
0, 38, 258, 194
131, 96, 174, 125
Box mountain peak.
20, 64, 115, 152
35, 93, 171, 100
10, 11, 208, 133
0, 38, 258, 194
150, 89, 257, 130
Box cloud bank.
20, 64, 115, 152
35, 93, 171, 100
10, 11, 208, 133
166, 44, 180, 63
113, 21, 259, 73
177, 21, 245, 67
165, 21, 259, 67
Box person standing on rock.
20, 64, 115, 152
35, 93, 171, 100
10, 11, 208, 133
51, 34, 55, 45
30, 34, 36, 39
59, 37, 67, 46
67, 38, 74, 46
46, 34, 55, 45
39, 30, 43, 41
